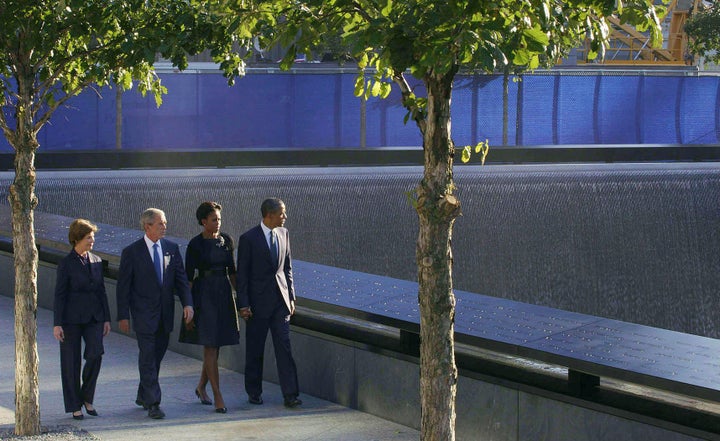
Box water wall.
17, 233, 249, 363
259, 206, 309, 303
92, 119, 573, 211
2, 163, 718, 338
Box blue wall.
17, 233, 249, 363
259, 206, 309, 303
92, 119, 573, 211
1, 71, 718, 152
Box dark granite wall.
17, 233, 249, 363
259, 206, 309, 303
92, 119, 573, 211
1, 163, 719, 338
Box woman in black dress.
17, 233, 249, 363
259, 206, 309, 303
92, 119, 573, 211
53, 219, 111, 420
180, 201, 239, 413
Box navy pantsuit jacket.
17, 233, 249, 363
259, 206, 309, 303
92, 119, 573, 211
54, 251, 110, 327
116, 238, 192, 334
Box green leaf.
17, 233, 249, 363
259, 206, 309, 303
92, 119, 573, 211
529, 54, 540, 69
358, 52, 369, 69
153, 90, 163, 107
404, 189, 419, 209
381, 0, 393, 17
476, 140, 491, 165
380, 82, 391, 99
461, 146, 472, 163
354, 75, 365, 97
120, 70, 133, 90
513, 48, 531, 65
364, 79, 372, 99
522, 27, 549, 46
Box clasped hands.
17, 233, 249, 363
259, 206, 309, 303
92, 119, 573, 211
239, 307, 252, 321
238, 301, 294, 320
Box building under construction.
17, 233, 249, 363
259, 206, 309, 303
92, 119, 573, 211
571, 0, 711, 66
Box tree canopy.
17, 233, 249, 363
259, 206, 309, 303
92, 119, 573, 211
685, 0, 720, 65
251, 0, 662, 113
0, 0, 251, 140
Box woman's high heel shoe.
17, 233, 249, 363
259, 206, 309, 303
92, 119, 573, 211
195, 388, 212, 405
215, 407, 227, 414
72, 411, 84, 420
84, 403, 98, 416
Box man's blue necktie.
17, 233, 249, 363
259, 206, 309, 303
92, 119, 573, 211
153, 243, 162, 284
270, 231, 278, 266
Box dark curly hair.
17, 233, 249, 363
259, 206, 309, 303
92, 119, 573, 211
196, 201, 222, 225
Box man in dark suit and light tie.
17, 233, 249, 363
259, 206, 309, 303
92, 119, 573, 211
236, 198, 301, 408
117, 208, 193, 419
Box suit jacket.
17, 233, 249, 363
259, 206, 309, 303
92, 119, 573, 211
236, 225, 295, 319
54, 251, 110, 326
116, 237, 192, 334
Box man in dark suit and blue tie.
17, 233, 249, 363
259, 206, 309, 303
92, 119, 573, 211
117, 208, 194, 419
236, 198, 301, 408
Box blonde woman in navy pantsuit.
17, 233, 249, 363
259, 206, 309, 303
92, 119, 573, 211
53, 219, 111, 420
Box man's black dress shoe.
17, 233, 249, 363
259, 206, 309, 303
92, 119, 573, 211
135, 399, 148, 409
72, 411, 84, 420
283, 396, 302, 408
195, 388, 212, 405
148, 404, 165, 419
248, 395, 263, 405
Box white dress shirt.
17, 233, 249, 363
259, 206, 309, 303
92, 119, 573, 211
144, 235, 163, 280
260, 222, 274, 250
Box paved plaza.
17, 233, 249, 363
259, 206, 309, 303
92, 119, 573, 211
0, 295, 419, 441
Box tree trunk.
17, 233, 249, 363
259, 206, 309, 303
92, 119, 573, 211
116, 87, 123, 150
417, 68, 460, 441
8, 72, 41, 436
502, 68, 509, 146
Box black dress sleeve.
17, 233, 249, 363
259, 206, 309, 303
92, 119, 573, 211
222, 233, 236, 275
185, 235, 202, 282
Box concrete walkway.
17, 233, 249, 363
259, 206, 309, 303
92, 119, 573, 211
0, 295, 419, 440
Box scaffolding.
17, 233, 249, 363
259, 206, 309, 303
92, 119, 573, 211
576, 0, 702, 65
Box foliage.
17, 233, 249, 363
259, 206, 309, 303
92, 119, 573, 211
461, 140, 490, 164
685, 1, 720, 64
250, 0, 662, 143
313, 33, 355, 63
0, 0, 258, 140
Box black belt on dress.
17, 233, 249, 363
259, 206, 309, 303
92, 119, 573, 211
198, 268, 229, 279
